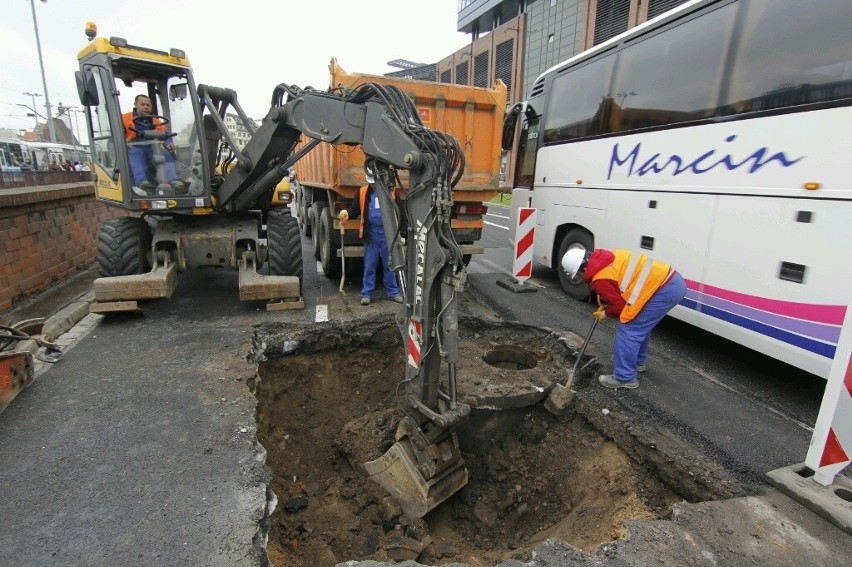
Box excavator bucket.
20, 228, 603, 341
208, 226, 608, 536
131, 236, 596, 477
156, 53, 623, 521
361, 432, 468, 518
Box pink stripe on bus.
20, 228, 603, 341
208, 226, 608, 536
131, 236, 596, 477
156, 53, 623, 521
684, 279, 846, 326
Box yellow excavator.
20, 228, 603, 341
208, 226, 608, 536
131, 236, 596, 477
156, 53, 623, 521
75, 24, 471, 516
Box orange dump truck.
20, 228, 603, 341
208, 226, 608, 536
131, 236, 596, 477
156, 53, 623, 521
292, 59, 507, 278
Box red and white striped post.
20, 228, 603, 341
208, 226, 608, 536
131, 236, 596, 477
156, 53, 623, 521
512, 207, 537, 285
805, 301, 852, 485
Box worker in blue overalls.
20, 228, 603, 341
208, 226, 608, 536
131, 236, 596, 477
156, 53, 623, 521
337, 167, 403, 306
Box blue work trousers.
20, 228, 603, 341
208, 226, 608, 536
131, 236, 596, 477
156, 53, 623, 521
129, 144, 178, 185
361, 229, 400, 299
613, 272, 686, 382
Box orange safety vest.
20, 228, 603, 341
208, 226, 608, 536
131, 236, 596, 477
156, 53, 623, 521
591, 249, 673, 323
122, 111, 165, 142
356, 185, 396, 239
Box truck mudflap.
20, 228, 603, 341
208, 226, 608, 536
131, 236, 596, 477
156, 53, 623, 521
361, 417, 468, 518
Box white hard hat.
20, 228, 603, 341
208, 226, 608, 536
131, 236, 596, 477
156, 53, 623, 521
365, 167, 375, 184
561, 248, 588, 278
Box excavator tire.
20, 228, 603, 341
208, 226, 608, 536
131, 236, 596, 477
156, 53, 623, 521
267, 208, 304, 288
97, 217, 152, 277
311, 202, 327, 261
318, 206, 342, 279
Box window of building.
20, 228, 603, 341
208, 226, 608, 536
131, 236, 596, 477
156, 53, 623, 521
495, 40, 514, 99
456, 61, 469, 85
593, 0, 630, 46
474, 51, 490, 87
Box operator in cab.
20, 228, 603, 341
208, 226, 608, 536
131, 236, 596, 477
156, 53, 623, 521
122, 94, 184, 196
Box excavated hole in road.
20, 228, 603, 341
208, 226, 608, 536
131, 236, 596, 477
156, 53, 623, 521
256, 316, 685, 566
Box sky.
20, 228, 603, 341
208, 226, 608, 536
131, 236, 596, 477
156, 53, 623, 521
0, 0, 470, 138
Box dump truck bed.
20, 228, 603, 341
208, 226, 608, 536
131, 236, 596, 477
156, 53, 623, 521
294, 59, 507, 203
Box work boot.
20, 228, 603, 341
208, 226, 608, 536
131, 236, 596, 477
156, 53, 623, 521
598, 374, 638, 389
636, 364, 647, 373
132, 181, 154, 196
390, 295, 403, 304
171, 180, 187, 194
360, 296, 371, 306
156, 182, 171, 195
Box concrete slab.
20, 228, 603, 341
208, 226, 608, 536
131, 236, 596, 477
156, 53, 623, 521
767, 463, 852, 535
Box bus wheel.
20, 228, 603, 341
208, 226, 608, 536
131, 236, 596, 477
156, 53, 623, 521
557, 229, 592, 301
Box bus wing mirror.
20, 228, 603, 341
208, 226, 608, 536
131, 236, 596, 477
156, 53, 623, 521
502, 103, 525, 150
169, 83, 189, 101
75, 70, 100, 106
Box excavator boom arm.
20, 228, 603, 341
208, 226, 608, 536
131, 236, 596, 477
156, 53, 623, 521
218, 82, 472, 516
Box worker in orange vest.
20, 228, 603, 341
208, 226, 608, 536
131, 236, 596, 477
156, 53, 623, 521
562, 248, 686, 389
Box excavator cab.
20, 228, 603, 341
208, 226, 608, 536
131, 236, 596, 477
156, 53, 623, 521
74, 28, 303, 313
75, 35, 209, 211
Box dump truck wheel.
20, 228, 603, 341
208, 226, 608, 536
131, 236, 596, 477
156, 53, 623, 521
267, 208, 304, 288
311, 203, 327, 261
318, 206, 342, 279
557, 228, 593, 301
97, 217, 152, 277
296, 186, 312, 238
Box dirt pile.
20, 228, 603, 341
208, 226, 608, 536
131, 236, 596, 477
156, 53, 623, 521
254, 315, 681, 566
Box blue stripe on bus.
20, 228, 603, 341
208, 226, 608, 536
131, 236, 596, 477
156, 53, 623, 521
680, 299, 836, 359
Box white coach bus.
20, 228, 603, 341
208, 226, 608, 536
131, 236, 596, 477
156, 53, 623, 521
501, 0, 852, 378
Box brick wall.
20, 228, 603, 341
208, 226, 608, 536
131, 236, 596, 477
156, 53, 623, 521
0, 183, 130, 312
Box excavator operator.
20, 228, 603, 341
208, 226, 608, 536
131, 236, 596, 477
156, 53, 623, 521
122, 94, 184, 196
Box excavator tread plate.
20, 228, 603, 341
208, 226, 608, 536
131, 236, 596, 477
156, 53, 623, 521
265, 298, 306, 311
93, 264, 178, 302
238, 269, 301, 302
89, 301, 141, 314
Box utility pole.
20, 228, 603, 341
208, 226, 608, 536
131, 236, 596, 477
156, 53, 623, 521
57, 102, 85, 148
29, 0, 57, 143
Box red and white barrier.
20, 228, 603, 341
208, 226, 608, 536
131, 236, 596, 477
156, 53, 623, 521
512, 207, 537, 285
805, 301, 852, 485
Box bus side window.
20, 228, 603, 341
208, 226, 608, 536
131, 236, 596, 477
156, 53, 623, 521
724, 0, 852, 114
543, 54, 615, 144
608, 2, 736, 133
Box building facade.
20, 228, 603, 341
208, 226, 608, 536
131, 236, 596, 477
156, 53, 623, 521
453, 0, 691, 105
223, 114, 259, 151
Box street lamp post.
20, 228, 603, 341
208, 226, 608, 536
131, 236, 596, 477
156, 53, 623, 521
23, 91, 42, 126
17, 101, 47, 138
29, 0, 57, 143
